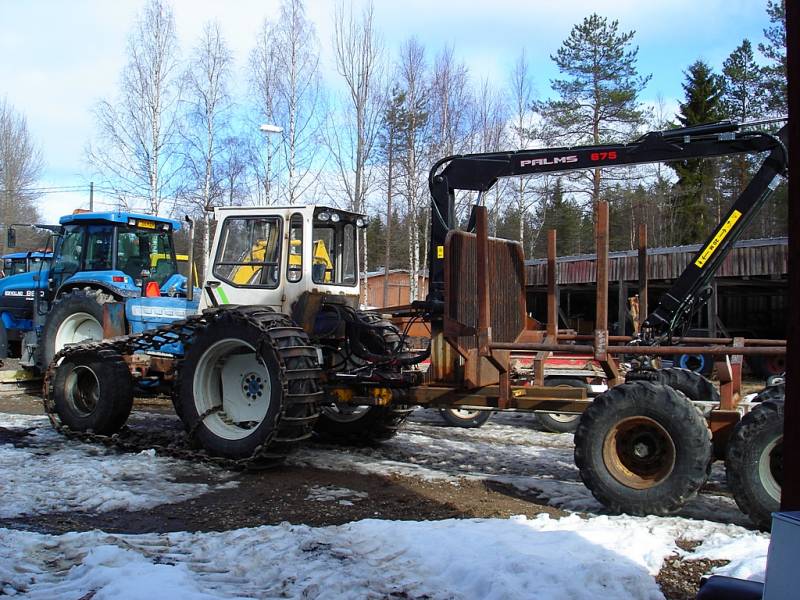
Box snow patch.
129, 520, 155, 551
0, 513, 768, 599
0, 413, 236, 518
305, 485, 368, 505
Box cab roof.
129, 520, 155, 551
59, 211, 182, 230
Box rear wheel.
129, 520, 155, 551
315, 403, 413, 443
537, 377, 590, 433
177, 308, 321, 461
574, 381, 712, 515
315, 312, 411, 443
726, 398, 784, 531
40, 288, 114, 368
51, 349, 133, 435
439, 408, 492, 428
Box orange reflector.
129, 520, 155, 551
144, 281, 161, 297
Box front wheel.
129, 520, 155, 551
726, 399, 784, 531
177, 308, 321, 460
574, 381, 712, 515
439, 408, 492, 428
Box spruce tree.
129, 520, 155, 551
671, 61, 724, 244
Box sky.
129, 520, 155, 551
0, 0, 774, 223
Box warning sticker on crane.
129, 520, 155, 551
694, 209, 742, 268
437, 246, 444, 259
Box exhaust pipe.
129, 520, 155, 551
184, 215, 195, 302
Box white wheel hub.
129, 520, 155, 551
193, 339, 271, 440
547, 413, 580, 423
54, 312, 103, 353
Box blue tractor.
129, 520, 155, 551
0, 211, 198, 370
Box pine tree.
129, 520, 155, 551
670, 61, 724, 244
534, 179, 585, 257
758, 0, 786, 115
722, 40, 764, 122
536, 14, 650, 206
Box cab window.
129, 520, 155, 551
311, 216, 357, 286
287, 214, 303, 283
84, 226, 114, 271
214, 216, 282, 288
117, 226, 178, 285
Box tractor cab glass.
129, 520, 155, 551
116, 226, 178, 285
312, 210, 357, 286
4, 257, 28, 276
213, 216, 282, 287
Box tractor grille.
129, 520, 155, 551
444, 230, 526, 350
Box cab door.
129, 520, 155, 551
201, 214, 285, 311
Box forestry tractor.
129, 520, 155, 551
43, 119, 788, 529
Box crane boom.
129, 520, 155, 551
427, 121, 788, 340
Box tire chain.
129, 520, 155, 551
42, 306, 323, 471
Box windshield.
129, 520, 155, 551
311, 220, 357, 286
117, 226, 178, 285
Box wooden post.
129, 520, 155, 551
638, 223, 648, 330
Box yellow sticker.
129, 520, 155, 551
436, 245, 444, 259
695, 210, 742, 268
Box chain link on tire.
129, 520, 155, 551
43, 305, 322, 470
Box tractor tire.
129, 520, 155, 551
315, 312, 412, 443
671, 352, 713, 376
439, 408, 493, 428
655, 368, 719, 404
574, 381, 712, 515
40, 288, 114, 369
176, 307, 321, 461
726, 399, 784, 531
537, 377, 590, 433
751, 382, 785, 404
315, 404, 414, 443
51, 348, 134, 435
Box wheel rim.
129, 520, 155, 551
603, 416, 676, 489
449, 409, 481, 420
64, 365, 100, 416
679, 353, 705, 373
54, 312, 104, 353
192, 338, 271, 441
322, 405, 370, 423
546, 413, 580, 424
758, 436, 783, 502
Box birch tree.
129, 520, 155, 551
251, 0, 323, 205
87, 0, 183, 214
0, 99, 43, 252
397, 38, 429, 301
327, 0, 385, 302
182, 21, 233, 276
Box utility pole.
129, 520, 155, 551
89, 182, 94, 211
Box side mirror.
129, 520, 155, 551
7, 227, 16, 248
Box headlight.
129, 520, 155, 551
317, 212, 331, 222
330, 213, 341, 223
356, 217, 366, 228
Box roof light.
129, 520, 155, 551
356, 217, 366, 228
330, 213, 341, 223
317, 212, 331, 222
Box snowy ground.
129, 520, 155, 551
0, 409, 769, 599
